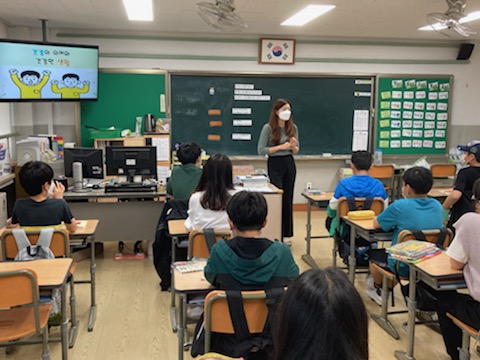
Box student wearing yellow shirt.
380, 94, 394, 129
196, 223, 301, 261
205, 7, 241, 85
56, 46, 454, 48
51, 73, 90, 99
9, 69, 50, 99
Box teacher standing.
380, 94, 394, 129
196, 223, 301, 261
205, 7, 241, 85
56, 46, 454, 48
257, 98, 299, 245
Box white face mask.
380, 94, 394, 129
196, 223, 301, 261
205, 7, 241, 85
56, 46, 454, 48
47, 181, 55, 197
278, 109, 291, 121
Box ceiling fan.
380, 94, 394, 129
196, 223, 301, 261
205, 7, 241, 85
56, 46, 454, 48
196, 0, 248, 32
426, 0, 477, 37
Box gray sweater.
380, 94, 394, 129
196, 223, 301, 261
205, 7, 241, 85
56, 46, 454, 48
257, 123, 299, 156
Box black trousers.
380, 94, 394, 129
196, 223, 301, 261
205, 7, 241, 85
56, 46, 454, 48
268, 155, 296, 238
435, 291, 480, 360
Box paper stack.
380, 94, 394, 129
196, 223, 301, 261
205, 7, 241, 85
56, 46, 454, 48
387, 240, 441, 263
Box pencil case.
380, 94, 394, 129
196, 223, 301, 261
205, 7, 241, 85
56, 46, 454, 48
347, 210, 375, 220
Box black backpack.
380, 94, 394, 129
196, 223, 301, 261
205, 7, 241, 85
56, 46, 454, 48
334, 197, 374, 267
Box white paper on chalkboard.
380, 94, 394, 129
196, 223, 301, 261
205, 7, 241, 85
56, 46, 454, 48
352, 131, 368, 151
233, 119, 252, 126
232, 108, 251, 115
232, 133, 252, 141
235, 84, 254, 89
353, 110, 369, 131
234, 95, 271, 101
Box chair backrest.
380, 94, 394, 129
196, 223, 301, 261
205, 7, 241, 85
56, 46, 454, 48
1, 228, 70, 260
204, 290, 268, 352
0, 268, 45, 334
397, 228, 454, 249
337, 197, 385, 220
369, 164, 395, 180
430, 163, 457, 179
188, 229, 232, 259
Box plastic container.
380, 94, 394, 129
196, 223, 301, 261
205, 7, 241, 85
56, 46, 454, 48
89, 128, 121, 139
373, 149, 383, 166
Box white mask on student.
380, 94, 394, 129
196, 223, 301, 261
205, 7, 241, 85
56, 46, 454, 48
278, 109, 291, 121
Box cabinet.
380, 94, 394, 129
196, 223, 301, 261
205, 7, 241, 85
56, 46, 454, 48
94, 135, 170, 183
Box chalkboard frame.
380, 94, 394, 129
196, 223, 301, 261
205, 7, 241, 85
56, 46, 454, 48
169, 71, 376, 156
374, 74, 453, 156
80, 68, 168, 147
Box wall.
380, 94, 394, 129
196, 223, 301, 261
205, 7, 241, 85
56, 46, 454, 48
7, 27, 480, 201
0, 23, 12, 144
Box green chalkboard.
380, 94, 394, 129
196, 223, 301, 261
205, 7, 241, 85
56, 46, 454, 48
375, 75, 452, 155
171, 74, 373, 155
81, 70, 167, 147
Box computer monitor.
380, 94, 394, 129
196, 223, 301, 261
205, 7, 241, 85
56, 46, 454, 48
64, 147, 104, 179
105, 146, 157, 182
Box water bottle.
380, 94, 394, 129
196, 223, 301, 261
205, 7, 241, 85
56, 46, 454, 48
374, 149, 383, 166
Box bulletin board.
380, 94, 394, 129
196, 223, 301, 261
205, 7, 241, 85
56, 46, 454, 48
171, 73, 374, 155
375, 75, 453, 155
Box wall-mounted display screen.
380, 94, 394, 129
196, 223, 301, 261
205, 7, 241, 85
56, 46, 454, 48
0, 40, 99, 102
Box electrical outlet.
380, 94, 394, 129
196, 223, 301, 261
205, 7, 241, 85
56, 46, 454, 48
306, 182, 312, 190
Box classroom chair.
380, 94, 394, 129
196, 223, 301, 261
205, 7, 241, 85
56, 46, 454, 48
369, 164, 395, 200
334, 196, 386, 268
370, 228, 453, 339
430, 163, 457, 187
446, 312, 479, 360
0, 268, 52, 359
0, 229, 78, 347
203, 290, 269, 354
187, 229, 232, 259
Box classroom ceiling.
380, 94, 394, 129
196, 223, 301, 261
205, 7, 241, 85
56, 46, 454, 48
2, 0, 480, 41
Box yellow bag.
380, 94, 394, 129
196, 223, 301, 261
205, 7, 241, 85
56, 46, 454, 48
347, 210, 375, 220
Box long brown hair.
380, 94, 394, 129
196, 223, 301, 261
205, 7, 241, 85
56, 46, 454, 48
268, 98, 296, 145
194, 153, 234, 211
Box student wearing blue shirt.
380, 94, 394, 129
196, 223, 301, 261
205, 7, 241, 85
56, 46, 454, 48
327, 151, 388, 236
366, 166, 443, 305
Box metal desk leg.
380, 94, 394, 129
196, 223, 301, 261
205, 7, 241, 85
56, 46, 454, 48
88, 235, 97, 332
302, 200, 319, 269
170, 236, 178, 333
395, 268, 417, 360
177, 294, 186, 360
371, 274, 400, 339
68, 273, 79, 348
348, 225, 357, 283
60, 281, 68, 360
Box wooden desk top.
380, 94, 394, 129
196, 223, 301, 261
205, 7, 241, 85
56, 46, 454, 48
173, 261, 212, 292
168, 219, 189, 236
414, 252, 463, 278
0, 258, 73, 287
343, 217, 376, 230
0, 219, 99, 238
428, 187, 453, 198
302, 191, 334, 202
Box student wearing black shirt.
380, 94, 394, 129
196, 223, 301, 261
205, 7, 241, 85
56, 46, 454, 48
443, 141, 480, 230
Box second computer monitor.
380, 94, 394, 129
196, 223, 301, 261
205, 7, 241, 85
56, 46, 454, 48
64, 147, 104, 179
105, 146, 157, 182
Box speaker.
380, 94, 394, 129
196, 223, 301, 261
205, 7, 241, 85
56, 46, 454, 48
457, 43, 474, 60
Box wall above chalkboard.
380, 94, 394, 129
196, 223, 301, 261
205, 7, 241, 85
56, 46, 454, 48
171, 73, 374, 156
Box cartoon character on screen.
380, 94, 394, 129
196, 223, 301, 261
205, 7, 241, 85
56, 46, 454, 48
9, 69, 50, 99
51, 73, 90, 99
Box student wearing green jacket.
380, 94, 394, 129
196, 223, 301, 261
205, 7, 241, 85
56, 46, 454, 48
166, 142, 202, 200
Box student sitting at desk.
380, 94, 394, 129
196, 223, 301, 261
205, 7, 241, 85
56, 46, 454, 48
185, 153, 236, 231
367, 166, 442, 305
8, 161, 77, 232
167, 142, 202, 200
326, 150, 388, 236
436, 178, 480, 360
443, 141, 480, 232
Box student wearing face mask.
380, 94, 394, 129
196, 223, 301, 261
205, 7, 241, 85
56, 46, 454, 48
257, 98, 299, 245
443, 141, 480, 232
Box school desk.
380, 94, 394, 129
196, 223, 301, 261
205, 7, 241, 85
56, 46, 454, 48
428, 187, 452, 201
172, 260, 212, 360
301, 191, 334, 269
0, 258, 73, 360
394, 252, 466, 360
342, 217, 392, 284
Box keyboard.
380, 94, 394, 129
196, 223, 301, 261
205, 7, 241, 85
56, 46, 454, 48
104, 183, 157, 193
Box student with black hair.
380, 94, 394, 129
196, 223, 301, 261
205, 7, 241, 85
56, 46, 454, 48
367, 166, 442, 305
167, 142, 202, 200
185, 153, 236, 231
204, 191, 299, 288
9, 161, 77, 232
327, 150, 388, 235
273, 268, 368, 360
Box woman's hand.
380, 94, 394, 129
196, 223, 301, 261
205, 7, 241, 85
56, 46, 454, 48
289, 137, 298, 147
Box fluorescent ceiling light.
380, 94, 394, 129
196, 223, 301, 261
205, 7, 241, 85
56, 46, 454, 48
419, 10, 480, 31
281, 5, 335, 26
123, 0, 153, 21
